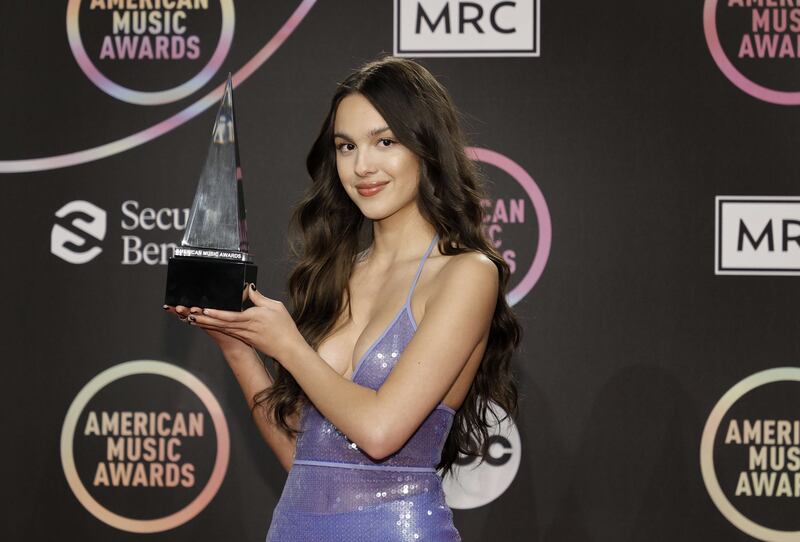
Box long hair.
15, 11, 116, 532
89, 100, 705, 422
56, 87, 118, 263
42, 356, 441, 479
253, 56, 521, 476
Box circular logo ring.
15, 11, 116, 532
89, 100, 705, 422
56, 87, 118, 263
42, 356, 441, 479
704, 0, 800, 105
700, 367, 800, 542
60, 360, 230, 533
66, 0, 235, 105
467, 147, 552, 306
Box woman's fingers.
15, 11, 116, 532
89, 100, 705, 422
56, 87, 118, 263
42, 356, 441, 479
193, 322, 230, 334
193, 322, 248, 342
189, 312, 249, 330
247, 285, 275, 307
165, 303, 253, 336
201, 307, 249, 322
173, 305, 191, 321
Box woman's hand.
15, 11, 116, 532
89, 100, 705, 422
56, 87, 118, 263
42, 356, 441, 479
186, 285, 305, 362
164, 304, 253, 359
165, 296, 298, 470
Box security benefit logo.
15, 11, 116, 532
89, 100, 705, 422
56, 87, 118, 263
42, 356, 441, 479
715, 196, 800, 275
701, 368, 800, 542
51, 200, 108, 264
442, 404, 521, 508
469, 147, 551, 306
66, 0, 234, 105
50, 199, 189, 265
704, 0, 800, 104
394, 0, 540, 57
60, 360, 229, 533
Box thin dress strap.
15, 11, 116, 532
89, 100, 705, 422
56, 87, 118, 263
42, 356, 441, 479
405, 233, 439, 307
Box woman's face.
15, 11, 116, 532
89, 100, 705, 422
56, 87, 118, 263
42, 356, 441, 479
333, 93, 421, 221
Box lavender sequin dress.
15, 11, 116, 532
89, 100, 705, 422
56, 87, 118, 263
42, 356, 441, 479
266, 234, 461, 541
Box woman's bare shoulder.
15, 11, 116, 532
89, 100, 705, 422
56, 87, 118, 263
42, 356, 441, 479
431, 250, 498, 294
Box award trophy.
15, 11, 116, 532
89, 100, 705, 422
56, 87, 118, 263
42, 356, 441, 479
164, 75, 257, 311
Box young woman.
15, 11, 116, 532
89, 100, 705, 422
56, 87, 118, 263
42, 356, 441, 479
170, 56, 520, 541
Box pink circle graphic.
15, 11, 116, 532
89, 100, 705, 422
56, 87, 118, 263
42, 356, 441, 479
704, 0, 800, 105
466, 147, 551, 306
66, 0, 235, 105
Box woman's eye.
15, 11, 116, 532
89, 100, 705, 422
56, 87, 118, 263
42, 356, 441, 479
378, 138, 394, 147
336, 142, 355, 152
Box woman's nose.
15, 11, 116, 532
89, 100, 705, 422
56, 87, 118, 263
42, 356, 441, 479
354, 149, 376, 177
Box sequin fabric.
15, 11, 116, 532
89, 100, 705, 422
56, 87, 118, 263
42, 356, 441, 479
266, 234, 461, 541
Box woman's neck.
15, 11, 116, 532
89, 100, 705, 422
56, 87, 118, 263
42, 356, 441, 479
367, 210, 436, 266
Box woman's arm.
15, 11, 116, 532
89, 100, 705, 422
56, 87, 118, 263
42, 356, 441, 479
222, 346, 297, 472
190, 252, 498, 460
170, 307, 297, 472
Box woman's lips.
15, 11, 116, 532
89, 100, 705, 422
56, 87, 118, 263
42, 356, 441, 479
356, 182, 388, 197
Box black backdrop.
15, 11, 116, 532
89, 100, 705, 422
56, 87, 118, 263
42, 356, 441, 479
3, 1, 800, 541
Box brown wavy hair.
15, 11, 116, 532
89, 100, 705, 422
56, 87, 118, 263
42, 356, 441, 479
253, 56, 521, 476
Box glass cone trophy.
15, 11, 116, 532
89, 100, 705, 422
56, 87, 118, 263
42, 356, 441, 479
164, 75, 257, 311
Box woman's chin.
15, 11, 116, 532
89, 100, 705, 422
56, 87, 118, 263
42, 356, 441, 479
351, 200, 388, 220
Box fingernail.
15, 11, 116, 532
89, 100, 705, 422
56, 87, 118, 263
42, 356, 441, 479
188, 315, 196, 322
162, 305, 169, 310
190, 308, 200, 314
250, 283, 256, 290
202, 309, 208, 315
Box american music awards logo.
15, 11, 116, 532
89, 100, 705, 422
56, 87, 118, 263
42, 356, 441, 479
700, 368, 800, 541
0, 1, 318, 173
67, 0, 235, 105
468, 147, 551, 306
61, 360, 230, 533
704, 0, 800, 104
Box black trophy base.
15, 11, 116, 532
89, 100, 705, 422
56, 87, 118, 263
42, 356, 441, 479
165, 256, 257, 311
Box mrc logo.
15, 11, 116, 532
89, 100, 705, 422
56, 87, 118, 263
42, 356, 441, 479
716, 196, 800, 275
394, 0, 540, 57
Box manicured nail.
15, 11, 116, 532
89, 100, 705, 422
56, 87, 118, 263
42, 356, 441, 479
162, 305, 169, 310
188, 315, 196, 322
202, 309, 208, 315
250, 283, 256, 290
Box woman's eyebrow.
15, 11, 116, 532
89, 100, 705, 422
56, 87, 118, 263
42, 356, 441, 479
333, 126, 391, 140
369, 126, 391, 136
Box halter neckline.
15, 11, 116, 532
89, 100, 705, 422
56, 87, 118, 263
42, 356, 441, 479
348, 233, 439, 383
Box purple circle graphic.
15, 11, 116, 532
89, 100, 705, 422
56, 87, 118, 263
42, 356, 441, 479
466, 147, 551, 306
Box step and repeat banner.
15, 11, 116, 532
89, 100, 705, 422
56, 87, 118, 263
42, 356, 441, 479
2, 1, 799, 541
